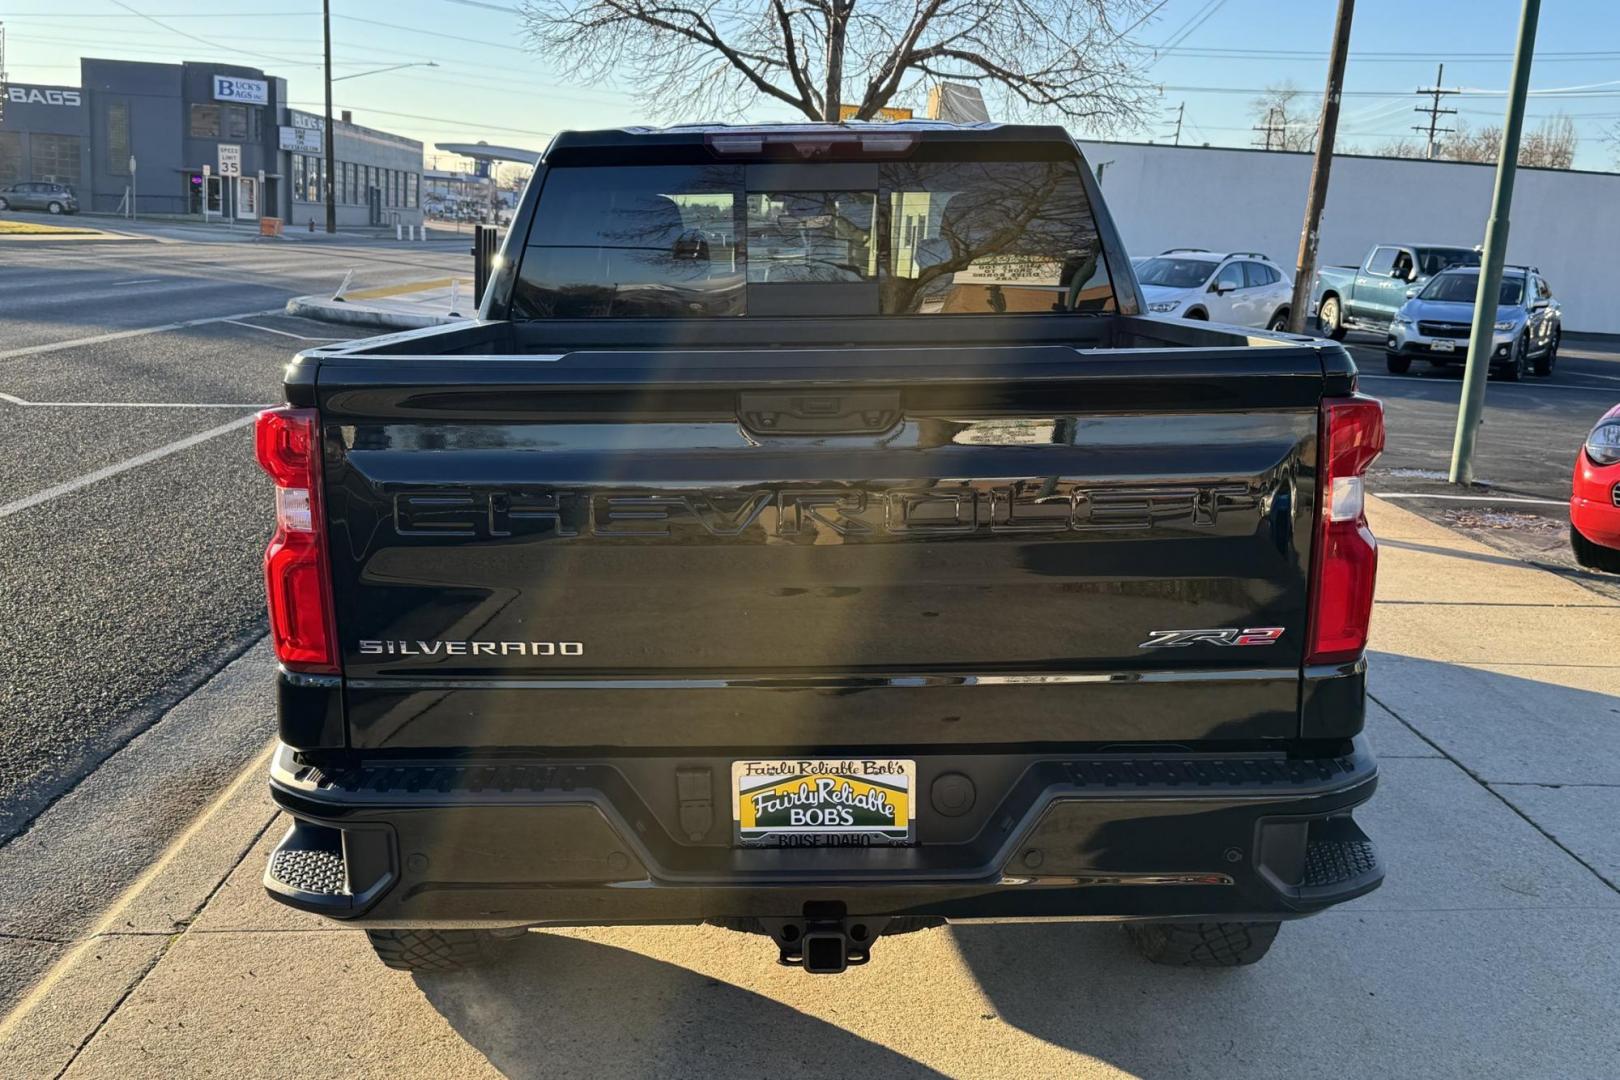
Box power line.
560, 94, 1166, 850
107, 0, 322, 68
1413, 62, 1458, 158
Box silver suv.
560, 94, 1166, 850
0, 182, 81, 215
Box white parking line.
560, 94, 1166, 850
220, 319, 347, 341
1376, 492, 1567, 507
0, 413, 258, 520
0, 392, 268, 408
0, 308, 282, 362
111, 278, 164, 285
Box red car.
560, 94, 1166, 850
1571, 403, 1620, 572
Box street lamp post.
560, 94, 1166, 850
322, 0, 336, 233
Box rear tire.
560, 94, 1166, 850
1125, 920, 1281, 967
1571, 524, 1620, 573
1386, 353, 1411, 374
1267, 309, 1290, 332
47, 201, 63, 215
1534, 329, 1559, 377
1317, 296, 1347, 340
366, 928, 504, 973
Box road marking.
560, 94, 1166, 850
0, 308, 282, 362
342, 276, 468, 300
220, 319, 347, 341
0, 392, 268, 408
111, 278, 164, 285
0, 413, 258, 520
1359, 374, 1619, 397
1375, 492, 1567, 507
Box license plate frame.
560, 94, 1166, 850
732, 758, 916, 847
1430, 339, 1456, 353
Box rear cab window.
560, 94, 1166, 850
510, 132, 1117, 319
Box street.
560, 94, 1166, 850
0, 228, 461, 855
3, 225, 1619, 1076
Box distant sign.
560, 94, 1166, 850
6, 86, 82, 107
218, 144, 242, 178
837, 104, 913, 122
291, 113, 324, 132
213, 76, 269, 106
279, 126, 323, 153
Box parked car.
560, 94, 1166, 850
1571, 404, 1620, 572
1386, 266, 1561, 379
1311, 243, 1480, 339
257, 123, 1386, 977
1134, 249, 1294, 330
0, 181, 80, 215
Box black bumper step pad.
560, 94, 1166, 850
269, 846, 348, 897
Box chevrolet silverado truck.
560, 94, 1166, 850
257, 122, 1386, 976
1311, 242, 1480, 339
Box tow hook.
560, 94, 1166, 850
761, 908, 891, 974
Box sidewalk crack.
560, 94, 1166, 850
1369, 691, 1620, 895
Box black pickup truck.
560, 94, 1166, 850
257, 122, 1386, 975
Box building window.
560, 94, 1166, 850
290, 154, 304, 200
220, 105, 248, 141
34, 134, 83, 186
0, 132, 23, 185
107, 102, 130, 175
189, 104, 220, 138
407, 173, 418, 208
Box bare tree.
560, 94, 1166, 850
1248, 82, 1318, 152
1373, 114, 1577, 170
520, 0, 1160, 128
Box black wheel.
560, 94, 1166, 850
1184, 308, 1208, 321
1317, 296, 1347, 340
1571, 524, 1620, 573
366, 928, 505, 973
47, 201, 63, 215
1386, 353, 1412, 374
1267, 309, 1290, 332
1533, 329, 1559, 377
1125, 921, 1281, 967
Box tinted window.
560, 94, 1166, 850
1213, 262, 1244, 291
515, 164, 745, 318
1420, 273, 1525, 305
513, 157, 1114, 318
1136, 257, 1216, 289
1241, 262, 1273, 288
1416, 247, 1480, 276
1366, 246, 1400, 274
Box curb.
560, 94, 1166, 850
285, 294, 467, 331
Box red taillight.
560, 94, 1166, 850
255, 407, 338, 674
1307, 395, 1385, 665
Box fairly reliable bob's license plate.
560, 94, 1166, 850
732, 759, 915, 847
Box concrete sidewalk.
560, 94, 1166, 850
285, 276, 476, 331
3, 496, 1617, 1079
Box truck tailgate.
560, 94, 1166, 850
314, 344, 1325, 750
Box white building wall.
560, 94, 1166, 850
1076, 140, 1619, 334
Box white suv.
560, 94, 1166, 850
1134, 249, 1295, 331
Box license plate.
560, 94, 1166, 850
732, 759, 915, 847
1431, 340, 1456, 353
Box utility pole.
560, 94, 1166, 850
1413, 62, 1458, 159
1164, 101, 1185, 146
322, 0, 337, 233
1285, 0, 1355, 335
1253, 106, 1284, 150
1450, 0, 1541, 486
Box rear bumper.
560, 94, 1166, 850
265, 738, 1383, 928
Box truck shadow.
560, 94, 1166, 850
414, 931, 948, 1079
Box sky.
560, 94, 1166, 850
2, 0, 1617, 172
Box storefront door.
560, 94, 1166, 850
237, 177, 258, 220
